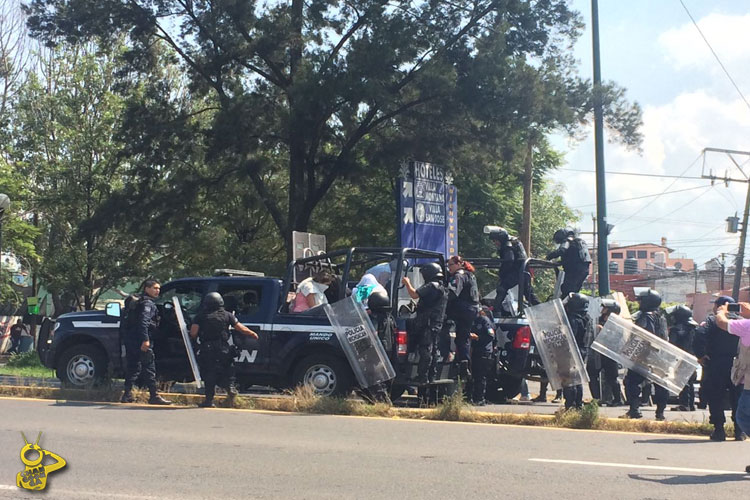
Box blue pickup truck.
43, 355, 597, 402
39, 248, 460, 397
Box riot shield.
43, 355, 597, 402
526, 299, 589, 390
592, 314, 699, 395
172, 297, 202, 387
324, 296, 396, 389
553, 270, 565, 299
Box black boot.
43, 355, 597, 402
148, 394, 172, 405
120, 391, 134, 403
198, 399, 215, 408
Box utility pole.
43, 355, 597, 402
720, 253, 725, 290
520, 139, 534, 254
592, 0, 610, 296
701, 147, 750, 300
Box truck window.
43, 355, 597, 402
158, 285, 203, 318
218, 284, 264, 320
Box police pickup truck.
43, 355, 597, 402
468, 257, 561, 402
39, 248, 456, 398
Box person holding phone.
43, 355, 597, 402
715, 301, 750, 446
694, 296, 743, 441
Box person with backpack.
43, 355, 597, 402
120, 279, 171, 405
545, 228, 592, 295
486, 226, 539, 316
190, 292, 259, 408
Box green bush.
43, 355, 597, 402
6, 351, 44, 368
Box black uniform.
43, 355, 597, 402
493, 238, 539, 315
123, 294, 160, 398
414, 281, 448, 383
625, 311, 668, 419
470, 314, 496, 404
593, 315, 623, 406
563, 309, 593, 409
546, 237, 592, 295
669, 321, 697, 410
447, 269, 480, 371
694, 315, 742, 436
192, 308, 240, 404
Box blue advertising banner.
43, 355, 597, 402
398, 161, 457, 258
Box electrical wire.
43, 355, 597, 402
559, 168, 705, 180
618, 184, 715, 230
572, 184, 710, 208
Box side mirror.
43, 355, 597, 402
106, 302, 121, 318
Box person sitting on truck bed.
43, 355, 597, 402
291, 271, 333, 313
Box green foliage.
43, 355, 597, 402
6, 350, 43, 368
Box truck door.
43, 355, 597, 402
155, 282, 206, 381
216, 282, 272, 374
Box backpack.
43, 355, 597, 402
119, 294, 143, 336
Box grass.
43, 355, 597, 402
0, 351, 56, 379
0, 380, 734, 438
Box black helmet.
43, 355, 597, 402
671, 304, 695, 323
636, 289, 661, 312
487, 227, 510, 245
367, 291, 390, 313
553, 228, 569, 244
202, 292, 224, 311
420, 262, 444, 282
600, 299, 621, 315
566, 292, 589, 313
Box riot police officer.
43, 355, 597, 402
402, 263, 448, 384
446, 255, 480, 377
470, 306, 496, 406
693, 296, 743, 440
189, 292, 259, 408
595, 299, 624, 407
362, 290, 394, 403
120, 279, 172, 405
486, 226, 539, 316
546, 228, 592, 295
624, 289, 668, 420
563, 293, 593, 409
668, 304, 698, 411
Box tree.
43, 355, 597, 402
25, 0, 642, 260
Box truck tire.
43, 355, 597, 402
57, 344, 108, 388
292, 354, 353, 397
485, 374, 523, 404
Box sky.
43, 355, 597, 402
551, 0, 750, 269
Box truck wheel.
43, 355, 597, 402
292, 354, 353, 397
57, 345, 108, 388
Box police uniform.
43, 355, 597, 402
668, 311, 697, 410
493, 238, 539, 315
447, 269, 480, 374
546, 235, 591, 295
414, 280, 448, 384
122, 294, 165, 403
470, 312, 495, 405
694, 308, 742, 440
563, 302, 593, 409
624, 310, 669, 419
192, 307, 241, 406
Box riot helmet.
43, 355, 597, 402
636, 289, 661, 312
202, 292, 224, 311
566, 292, 589, 313
671, 304, 697, 325
486, 226, 511, 246
600, 299, 621, 315
367, 291, 390, 313
553, 228, 569, 244
419, 262, 444, 282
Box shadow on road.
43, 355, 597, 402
629, 473, 750, 485
632, 438, 710, 445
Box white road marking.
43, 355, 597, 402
0, 484, 164, 499
529, 458, 747, 475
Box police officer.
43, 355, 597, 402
470, 306, 496, 406
486, 226, 539, 316
668, 305, 698, 412
402, 263, 448, 384
693, 296, 743, 440
446, 255, 480, 378
624, 289, 668, 420
563, 293, 593, 410
362, 290, 393, 403
546, 228, 592, 295
120, 279, 171, 405
189, 292, 259, 408
596, 299, 624, 407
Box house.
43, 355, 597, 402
607, 237, 694, 274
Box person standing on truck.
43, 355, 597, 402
563, 293, 593, 410
668, 305, 698, 412
190, 292, 259, 408
291, 271, 333, 313
470, 306, 496, 405
446, 255, 480, 378
485, 226, 539, 316
545, 228, 591, 295
120, 279, 172, 405
402, 263, 448, 384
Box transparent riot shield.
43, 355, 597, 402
324, 296, 396, 389
553, 270, 565, 299
172, 297, 202, 387
526, 299, 589, 390
592, 314, 699, 395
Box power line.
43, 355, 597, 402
572, 185, 710, 208
678, 0, 750, 114
618, 184, 715, 231
559, 168, 705, 180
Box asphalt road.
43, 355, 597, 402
1, 398, 748, 499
